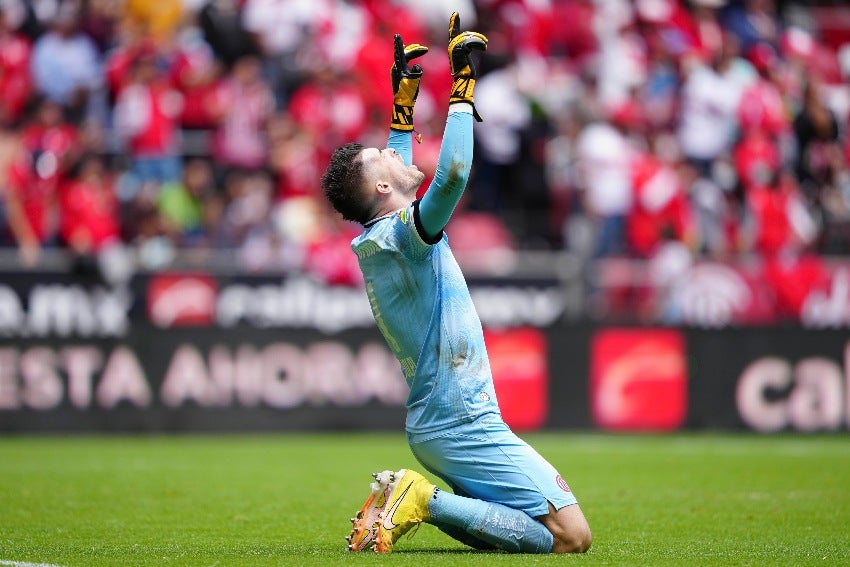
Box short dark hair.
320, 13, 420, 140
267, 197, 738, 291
321, 142, 373, 224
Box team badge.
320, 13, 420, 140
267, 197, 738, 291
556, 474, 571, 493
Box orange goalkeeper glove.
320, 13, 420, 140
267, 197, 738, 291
391, 34, 428, 132
447, 11, 488, 121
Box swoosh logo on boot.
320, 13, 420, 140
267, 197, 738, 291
382, 483, 412, 531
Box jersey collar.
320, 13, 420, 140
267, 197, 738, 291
363, 208, 403, 228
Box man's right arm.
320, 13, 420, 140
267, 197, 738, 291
387, 34, 427, 165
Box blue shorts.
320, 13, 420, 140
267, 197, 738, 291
407, 415, 578, 518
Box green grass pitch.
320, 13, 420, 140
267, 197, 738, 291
0, 433, 848, 566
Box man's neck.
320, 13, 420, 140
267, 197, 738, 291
369, 194, 415, 223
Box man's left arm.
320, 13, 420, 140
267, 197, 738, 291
416, 106, 474, 242
416, 12, 487, 242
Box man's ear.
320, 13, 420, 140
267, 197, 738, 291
375, 180, 392, 195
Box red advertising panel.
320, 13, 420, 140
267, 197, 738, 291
590, 328, 687, 431
147, 273, 217, 327
486, 327, 548, 431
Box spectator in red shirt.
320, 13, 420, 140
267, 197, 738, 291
113, 45, 184, 185
302, 212, 363, 286
170, 19, 222, 130
547, 0, 597, 62
683, 0, 726, 64
208, 54, 274, 175
352, 19, 402, 124
105, 35, 156, 101
60, 153, 121, 256
763, 250, 829, 320
0, 8, 32, 126
737, 42, 788, 138
20, 98, 80, 169
1, 132, 40, 265
743, 169, 818, 258
627, 151, 695, 258
268, 114, 321, 200
4, 98, 80, 263
287, 64, 367, 161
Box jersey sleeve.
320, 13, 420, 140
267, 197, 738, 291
416, 106, 474, 242
394, 203, 435, 261
387, 129, 413, 166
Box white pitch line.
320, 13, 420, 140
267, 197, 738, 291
0, 560, 66, 567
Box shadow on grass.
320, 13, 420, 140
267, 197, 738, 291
387, 548, 506, 554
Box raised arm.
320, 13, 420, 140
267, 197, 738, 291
387, 34, 427, 166
417, 12, 488, 240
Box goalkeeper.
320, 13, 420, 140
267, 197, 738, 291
321, 12, 591, 554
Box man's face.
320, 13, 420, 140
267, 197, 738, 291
360, 147, 426, 197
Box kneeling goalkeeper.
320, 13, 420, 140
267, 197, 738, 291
320, 12, 591, 554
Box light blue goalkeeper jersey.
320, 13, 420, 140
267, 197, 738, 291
351, 111, 501, 434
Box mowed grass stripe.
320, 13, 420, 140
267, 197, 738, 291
0, 433, 848, 566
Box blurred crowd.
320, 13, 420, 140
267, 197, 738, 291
0, 0, 848, 286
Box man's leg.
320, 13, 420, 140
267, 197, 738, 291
409, 417, 591, 554
427, 483, 496, 550
538, 501, 592, 553
347, 466, 590, 553
347, 467, 556, 553
426, 482, 590, 553
427, 487, 555, 553
432, 523, 497, 551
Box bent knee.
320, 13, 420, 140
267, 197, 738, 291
540, 502, 592, 553
551, 526, 592, 554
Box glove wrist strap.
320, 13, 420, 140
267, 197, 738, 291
391, 102, 415, 131
449, 77, 482, 121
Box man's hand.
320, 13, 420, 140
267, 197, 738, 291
447, 12, 488, 121
391, 34, 428, 133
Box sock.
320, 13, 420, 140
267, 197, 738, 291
428, 488, 553, 553
434, 522, 498, 551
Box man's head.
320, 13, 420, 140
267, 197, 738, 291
322, 142, 425, 224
